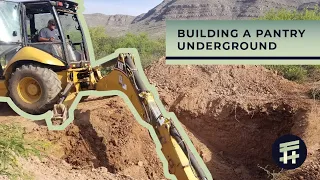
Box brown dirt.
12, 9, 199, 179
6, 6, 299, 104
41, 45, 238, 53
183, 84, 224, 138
1, 57, 320, 180
0, 96, 165, 180
73, 97, 165, 180
17, 156, 134, 180
145, 58, 320, 180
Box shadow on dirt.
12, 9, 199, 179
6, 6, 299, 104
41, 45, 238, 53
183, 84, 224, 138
0, 102, 49, 127
0, 102, 18, 116
73, 109, 116, 172
171, 100, 309, 180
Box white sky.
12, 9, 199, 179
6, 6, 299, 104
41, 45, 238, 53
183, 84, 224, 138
83, 0, 162, 15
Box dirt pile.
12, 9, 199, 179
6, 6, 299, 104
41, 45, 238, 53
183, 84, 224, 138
145, 58, 307, 110
145, 58, 320, 180
18, 156, 134, 180
0, 97, 166, 180
73, 97, 165, 180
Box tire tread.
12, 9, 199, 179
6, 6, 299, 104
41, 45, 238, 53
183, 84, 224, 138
8, 64, 62, 114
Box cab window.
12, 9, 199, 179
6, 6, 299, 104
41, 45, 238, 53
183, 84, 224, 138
0, 1, 22, 69
0, 1, 22, 43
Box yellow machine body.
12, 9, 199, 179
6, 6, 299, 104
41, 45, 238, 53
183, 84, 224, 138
4, 47, 65, 78
0, 46, 66, 97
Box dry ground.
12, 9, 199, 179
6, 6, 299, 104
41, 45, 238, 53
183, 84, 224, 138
0, 58, 319, 180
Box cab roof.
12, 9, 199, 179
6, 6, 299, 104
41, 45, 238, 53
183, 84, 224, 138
10, 0, 78, 7
20, 0, 79, 14
10, 0, 77, 4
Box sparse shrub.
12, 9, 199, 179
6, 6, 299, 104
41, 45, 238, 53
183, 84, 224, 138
256, 5, 320, 20
259, 6, 320, 82
0, 124, 46, 179
88, 27, 165, 68
265, 65, 308, 81
308, 84, 320, 100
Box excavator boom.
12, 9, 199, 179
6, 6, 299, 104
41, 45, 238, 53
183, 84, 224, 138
94, 54, 208, 180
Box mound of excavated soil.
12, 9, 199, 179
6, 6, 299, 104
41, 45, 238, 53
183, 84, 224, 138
73, 97, 165, 180
145, 58, 308, 111
0, 96, 165, 180
145, 58, 320, 180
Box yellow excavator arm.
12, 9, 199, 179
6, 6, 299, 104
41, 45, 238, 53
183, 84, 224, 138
93, 54, 208, 180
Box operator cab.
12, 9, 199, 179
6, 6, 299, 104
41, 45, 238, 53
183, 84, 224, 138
0, 0, 90, 77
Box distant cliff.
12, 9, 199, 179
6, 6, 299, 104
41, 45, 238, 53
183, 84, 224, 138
84, 0, 320, 38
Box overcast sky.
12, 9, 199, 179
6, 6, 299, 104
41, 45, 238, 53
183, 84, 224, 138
84, 0, 162, 15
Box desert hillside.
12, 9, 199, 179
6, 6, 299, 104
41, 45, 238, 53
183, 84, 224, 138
84, 0, 320, 37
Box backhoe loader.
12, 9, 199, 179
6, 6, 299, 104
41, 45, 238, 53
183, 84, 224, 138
0, 1, 209, 180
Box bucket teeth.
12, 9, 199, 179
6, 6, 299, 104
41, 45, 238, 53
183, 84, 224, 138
52, 104, 68, 122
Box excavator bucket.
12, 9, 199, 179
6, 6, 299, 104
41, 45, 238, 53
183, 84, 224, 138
52, 103, 68, 122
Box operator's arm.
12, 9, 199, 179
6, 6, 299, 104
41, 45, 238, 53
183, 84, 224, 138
38, 29, 54, 42
38, 37, 53, 42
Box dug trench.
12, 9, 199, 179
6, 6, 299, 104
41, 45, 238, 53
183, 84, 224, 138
170, 101, 310, 179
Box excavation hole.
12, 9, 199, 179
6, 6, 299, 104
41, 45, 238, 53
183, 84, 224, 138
174, 101, 308, 179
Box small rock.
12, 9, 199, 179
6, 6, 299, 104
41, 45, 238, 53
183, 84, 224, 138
261, 107, 267, 112
234, 167, 242, 174
219, 151, 224, 156
138, 161, 144, 167
232, 87, 238, 92
110, 139, 117, 146
34, 126, 41, 131
41, 157, 48, 163
299, 175, 304, 180
31, 156, 41, 164
61, 160, 70, 168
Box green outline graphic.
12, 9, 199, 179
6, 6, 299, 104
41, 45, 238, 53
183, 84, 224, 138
0, 0, 213, 179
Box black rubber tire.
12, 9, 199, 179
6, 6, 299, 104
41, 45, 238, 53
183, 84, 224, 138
8, 64, 62, 115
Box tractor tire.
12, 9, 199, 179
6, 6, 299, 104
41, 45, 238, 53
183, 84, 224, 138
8, 64, 62, 115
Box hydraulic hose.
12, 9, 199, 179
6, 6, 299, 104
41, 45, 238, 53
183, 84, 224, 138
170, 125, 208, 180
123, 54, 208, 180
124, 56, 147, 92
